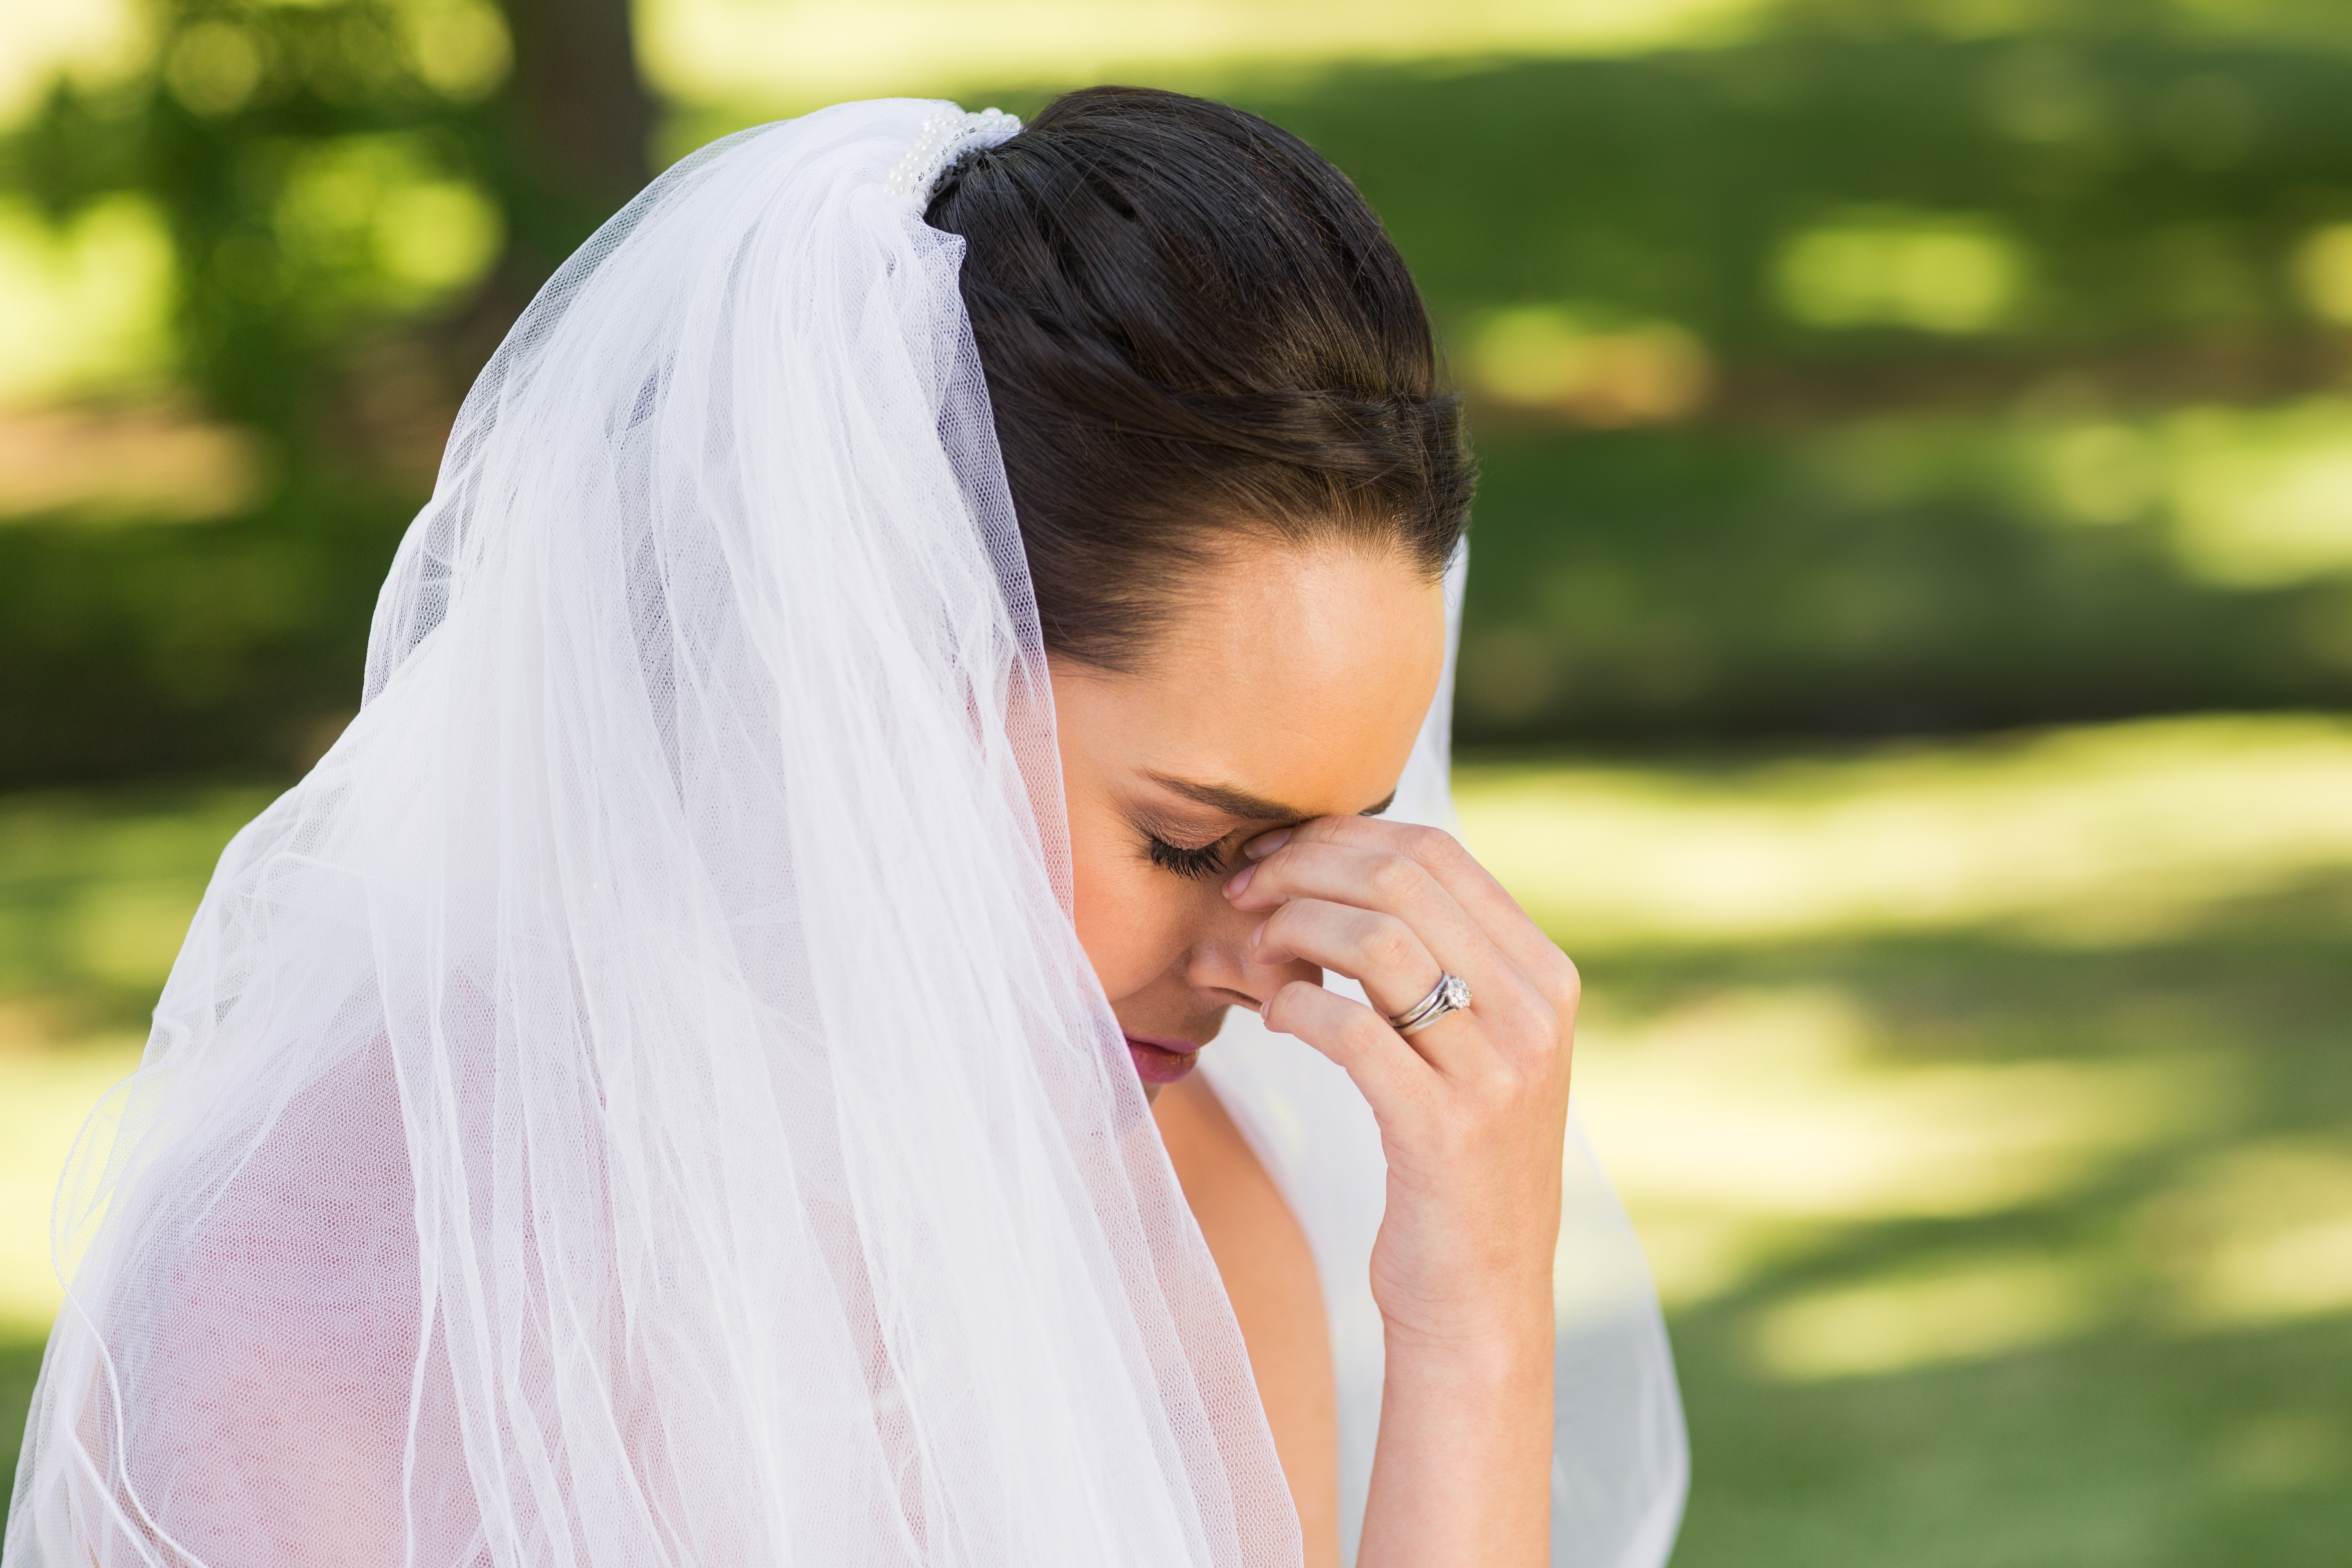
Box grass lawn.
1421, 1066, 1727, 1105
4, 717, 2348, 1560
1454, 715, 2352, 1564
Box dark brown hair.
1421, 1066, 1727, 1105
926, 86, 1472, 670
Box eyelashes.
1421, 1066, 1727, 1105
1146, 832, 1230, 882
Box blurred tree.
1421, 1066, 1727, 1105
468, 0, 650, 363
0, 0, 2347, 783
504, 0, 651, 210
0, 0, 653, 787
2, 0, 652, 451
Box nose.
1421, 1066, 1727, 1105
1178, 890, 1319, 1010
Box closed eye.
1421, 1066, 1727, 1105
1146, 833, 1230, 882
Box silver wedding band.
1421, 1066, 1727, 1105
1390, 973, 1470, 1036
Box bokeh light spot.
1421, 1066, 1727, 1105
1776, 211, 2027, 334
1468, 305, 1714, 425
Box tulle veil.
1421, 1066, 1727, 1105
6, 99, 1683, 1567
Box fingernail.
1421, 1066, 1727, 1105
1244, 829, 1291, 860
1223, 864, 1255, 898
1248, 919, 1265, 951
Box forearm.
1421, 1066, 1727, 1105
1357, 1309, 1554, 1568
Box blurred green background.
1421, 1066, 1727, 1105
2, 0, 2348, 1560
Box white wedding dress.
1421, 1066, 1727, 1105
4, 99, 1683, 1568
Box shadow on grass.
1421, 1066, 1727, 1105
2, 1324, 45, 1507
1597, 874, 2352, 1567
1670, 1312, 2352, 1568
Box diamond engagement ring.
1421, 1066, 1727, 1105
1390, 973, 1470, 1036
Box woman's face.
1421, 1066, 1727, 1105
1051, 539, 1446, 1098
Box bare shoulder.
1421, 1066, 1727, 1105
1154, 1074, 1341, 1568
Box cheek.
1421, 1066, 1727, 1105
1067, 817, 1194, 1005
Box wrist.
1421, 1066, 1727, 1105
1375, 1259, 1553, 1353
1363, 1296, 1557, 1568
1379, 1296, 1554, 1376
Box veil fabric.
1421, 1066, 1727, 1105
6, 98, 1683, 1568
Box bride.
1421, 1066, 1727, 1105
6, 89, 1683, 1568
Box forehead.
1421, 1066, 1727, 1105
1071, 540, 1447, 817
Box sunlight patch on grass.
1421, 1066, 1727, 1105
1464, 715, 2350, 1327
0, 1043, 142, 1335
1459, 715, 2352, 951
2147, 1138, 2352, 1331
1581, 989, 2203, 1220
67, 879, 209, 993
0, 787, 268, 1011
1746, 1250, 2106, 1381
1570, 985, 2210, 1305
0, 787, 261, 1342
638, 0, 1774, 108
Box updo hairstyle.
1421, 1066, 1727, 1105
925, 86, 1472, 671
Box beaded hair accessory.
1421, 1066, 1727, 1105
884, 106, 1022, 205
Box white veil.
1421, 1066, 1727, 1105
6, 98, 1684, 1568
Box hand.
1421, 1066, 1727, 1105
1225, 815, 1575, 1349
1223, 815, 1574, 1566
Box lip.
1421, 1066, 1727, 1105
1124, 1033, 1203, 1085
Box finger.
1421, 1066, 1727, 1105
1256, 817, 1533, 951
1248, 897, 1443, 1022
1235, 831, 1565, 1074
1227, 839, 1502, 993
1252, 899, 1492, 1076
1260, 979, 1437, 1125
1229, 837, 1552, 1063
1252, 817, 1575, 1001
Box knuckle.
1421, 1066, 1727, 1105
1370, 853, 1422, 904
1505, 992, 1561, 1053
1261, 979, 1314, 1033
1552, 951, 1583, 1010
1259, 899, 1302, 942
1527, 1004, 1569, 1062
1488, 1064, 1532, 1106
1247, 851, 1292, 894
1404, 824, 1468, 871
1366, 916, 1420, 973
1488, 979, 1546, 1030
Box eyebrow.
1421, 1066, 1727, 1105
1146, 772, 1396, 824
